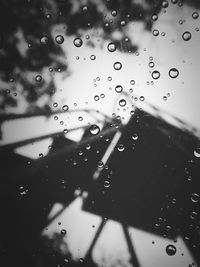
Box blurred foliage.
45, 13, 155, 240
0, 0, 199, 112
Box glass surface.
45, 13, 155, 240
1, 1, 200, 267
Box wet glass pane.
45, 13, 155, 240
1, 0, 200, 267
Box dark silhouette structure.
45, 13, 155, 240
0, 104, 200, 267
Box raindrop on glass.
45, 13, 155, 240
191, 193, 200, 203
89, 124, 100, 135
35, 75, 42, 82
166, 244, 176, 256
62, 105, 69, 111
153, 29, 159, 36
40, 35, 49, 45
194, 147, 200, 158
60, 229, 67, 236
113, 62, 122, 70
90, 54, 96, 60
107, 42, 116, 52
55, 35, 64, 44
152, 70, 160, 79
119, 99, 126, 107
192, 12, 199, 19
115, 85, 123, 93
74, 37, 83, 47
182, 31, 191, 41
169, 68, 179, 78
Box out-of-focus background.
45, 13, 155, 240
1, 0, 200, 267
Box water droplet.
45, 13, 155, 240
152, 70, 160, 79
19, 186, 29, 196
194, 147, 200, 158
53, 102, 58, 108
153, 29, 159, 36
107, 42, 116, 52
166, 244, 176, 256
149, 61, 155, 68
130, 80, 135, 85
132, 133, 138, 140
113, 62, 122, 70
115, 85, 123, 93
97, 161, 104, 168
63, 129, 68, 134
62, 105, 69, 111
55, 35, 64, 44
117, 144, 125, 152
35, 75, 42, 82
94, 95, 100, 101
40, 35, 49, 45
89, 124, 100, 135
119, 99, 126, 107
163, 95, 167, 101
73, 37, 83, 47
169, 68, 179, 78
79, 258, 84, 263
190, 211, 198, 220
78, 116, 83, 121
182, 31, 191, 41
82, 5, 88, 12
90, 54, 96, 60
191, 193, 200, 203
192, 12, 199, 19
60, 229, 67, 236
162, 1, 169, 8
111, 10, 117, 16
139, 96, 145, 101
151, 14, 158, 21
120, 20, 126, 26
104, 180, 110, 188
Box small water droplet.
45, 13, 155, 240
60, 229, 67, 236
74, 37, 83, 47
194, 147, 200, 158
111, 10, 117, 16
35, 75, 42, 82
55, 35, 64, 44
152, 70, 160, 79
114, 62, 122, 70
40, 35, 49, 45
107, 42, 116, 52
104, 180, 110, 188
130, 80, 135, 85
191, 193, 200, 203
182, 31, 191, 41
153, 29, 159, 36
192, 12, 199, 19
62, 105, 69, 111
90, 54, 96, 60
117, 144, 125, 152
115, 85, 123, 93
162, 1, 169, 8
152, 14, 158, 21
119, 99, 126, 107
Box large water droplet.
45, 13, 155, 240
162, 0, 169, 8
89, 124, 100, 135
166, 244, 176, 256
169, 68, 179, 78
182, 31, 191, 41
153, 29, 159, 36
73, 37, 83, 47
114, 62, 122, 70
55, 35, 64, 44
107, 42, 116, 52
117, 144, 125, 152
